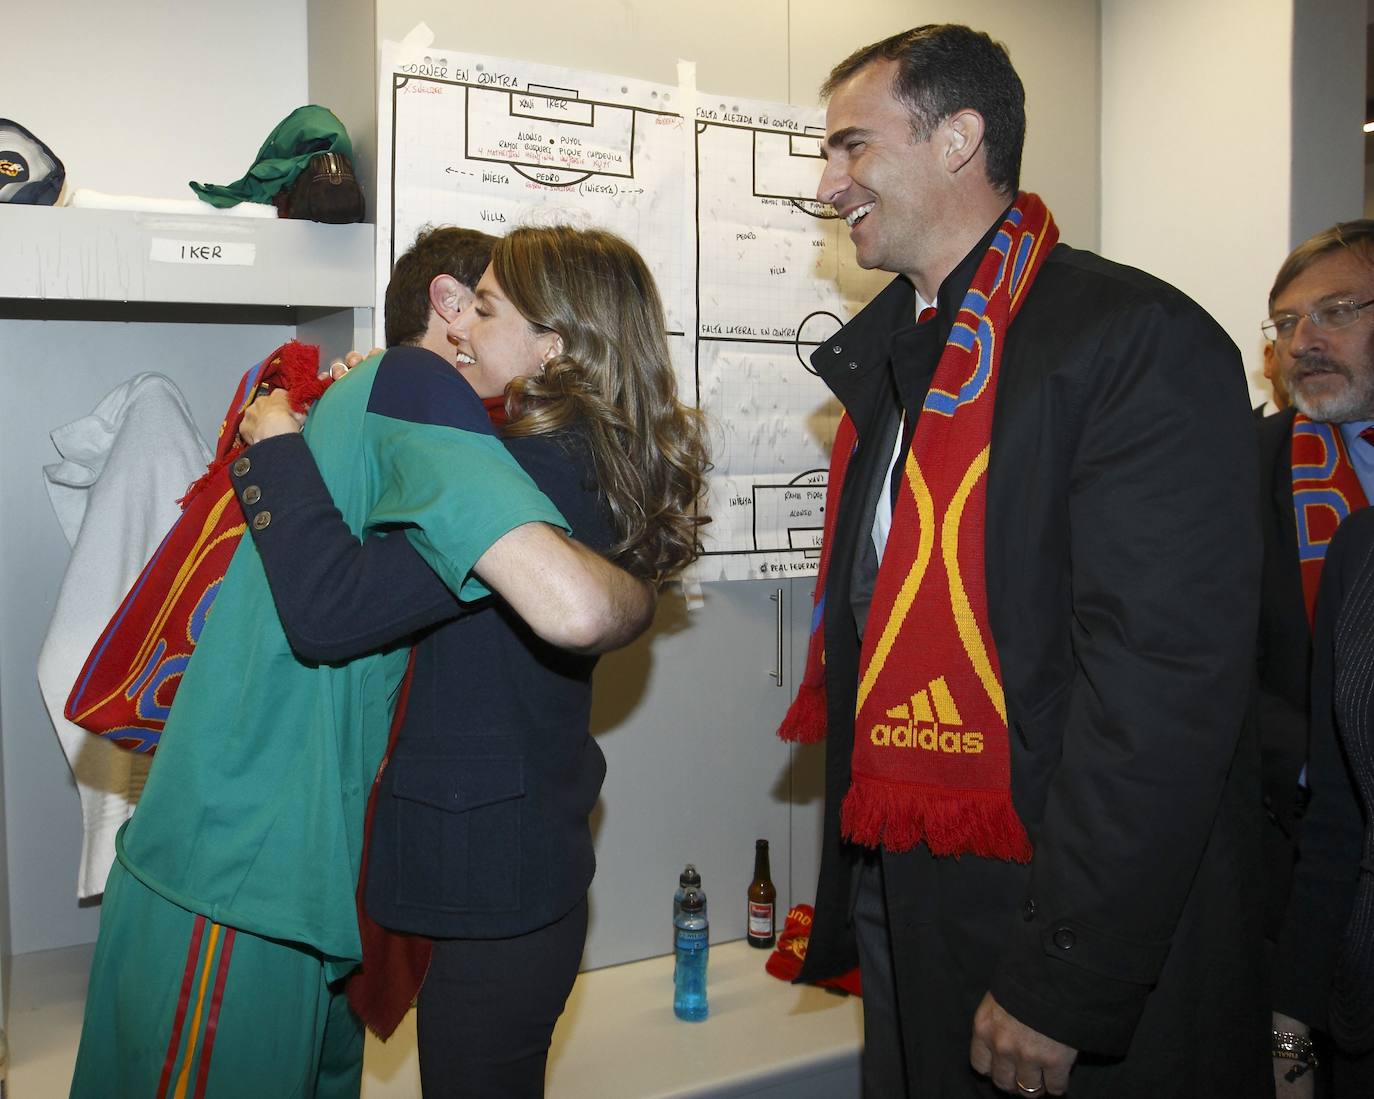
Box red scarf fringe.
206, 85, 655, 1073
841, 779, 1032, 860
180, 340, 331, 507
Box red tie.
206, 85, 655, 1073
1360, 426, 1374, 448
917, 306, 937, 325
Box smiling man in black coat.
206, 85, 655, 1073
784, 24, 1266, 1099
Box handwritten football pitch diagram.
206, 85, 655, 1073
382, 60, 688, 333
693, 110, 885, 576
381, 46, 887, 580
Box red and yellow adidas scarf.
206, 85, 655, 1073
779, 194, 1056, 862
1291, 414, 1369, 626
64, 342, 331, 752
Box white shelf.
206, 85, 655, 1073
0, 205, 373, 311
7, 940, 861, 1099
540, 941, 862, 1099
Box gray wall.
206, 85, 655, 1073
1101, 0, 1366, 404
1290, 0, 1366, 247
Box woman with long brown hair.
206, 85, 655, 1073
240, 224, 708, 1096
474, 224, 706, 581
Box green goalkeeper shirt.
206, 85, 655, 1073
117, 347, 565, 978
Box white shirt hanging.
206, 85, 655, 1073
37, 373, 210, 899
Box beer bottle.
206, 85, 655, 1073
746, 838, 776, 948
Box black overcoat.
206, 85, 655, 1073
1255, 406, 1316, 942
797, 242, 1270, 1098
1273, 506, 1370, 1036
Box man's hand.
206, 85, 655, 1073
473, 522, 656, 653
1272, 1011, 1315, 1099
240, 388, 305, 446
970, 992, 1077, 1096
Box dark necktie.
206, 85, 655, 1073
887, 307, 940, 506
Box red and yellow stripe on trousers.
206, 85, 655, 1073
155, 915, 238, 1099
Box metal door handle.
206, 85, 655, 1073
769, 587, 784, 685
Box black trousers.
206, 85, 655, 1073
854, 849, 910, 1098
416, 897, 589, 1098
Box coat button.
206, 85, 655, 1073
847, 361, 859, 371
1052, 927, 1076, 950
242, 485, 261, 505
252, 510, 272, 531
832, 344, 842, 354
232, 456, 251, 477
1022, 899, 1036, 922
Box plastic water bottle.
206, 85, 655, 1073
673, 887, 709, 1021
672, 863, 704, 947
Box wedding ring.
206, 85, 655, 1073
1015, 1080, 1045, 1096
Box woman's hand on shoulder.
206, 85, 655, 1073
240, 388, 306, 445
321, 347, 382, 380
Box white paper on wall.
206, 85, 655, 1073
377, 40, 889, 581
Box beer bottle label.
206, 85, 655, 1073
748, 901, 774, 936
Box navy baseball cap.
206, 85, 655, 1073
0, 120, 65, 205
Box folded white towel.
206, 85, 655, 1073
66, 187, 278, 218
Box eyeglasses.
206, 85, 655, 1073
1262, 298, 1374, 343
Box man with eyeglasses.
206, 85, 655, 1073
1257, 220, 1374, 1095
